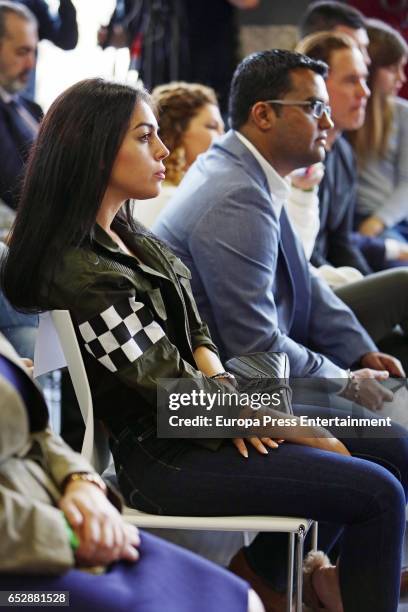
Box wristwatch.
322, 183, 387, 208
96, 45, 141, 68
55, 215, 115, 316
64, 472, 107, 494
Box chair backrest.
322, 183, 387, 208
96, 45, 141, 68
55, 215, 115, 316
35, 310, 111, 472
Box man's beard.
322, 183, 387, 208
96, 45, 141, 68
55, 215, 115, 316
2, 74, 29, 94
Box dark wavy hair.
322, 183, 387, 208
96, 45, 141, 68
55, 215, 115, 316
1, 78, 151, 311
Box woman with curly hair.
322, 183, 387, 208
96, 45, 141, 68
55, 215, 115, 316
134, 81, 224, 227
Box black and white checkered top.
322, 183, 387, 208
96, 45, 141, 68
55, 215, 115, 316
79, 296, 165, 373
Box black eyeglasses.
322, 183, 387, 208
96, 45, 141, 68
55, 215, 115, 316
264, 99, 332, 119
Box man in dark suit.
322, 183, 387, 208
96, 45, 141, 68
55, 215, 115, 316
0, 1, 41, 209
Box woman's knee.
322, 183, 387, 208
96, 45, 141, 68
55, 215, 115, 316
381, 431, 408, 495
387, 268, 408, 289
369, 465, 406, 527
341, 454, 406, 529
358, 429, 408, 498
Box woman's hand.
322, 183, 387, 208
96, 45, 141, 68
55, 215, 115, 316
59, 481, 140, 567
232, 434, 349, 458
233, 437, 284, 458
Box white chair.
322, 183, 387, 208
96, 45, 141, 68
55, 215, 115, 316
35, 309, 318, 612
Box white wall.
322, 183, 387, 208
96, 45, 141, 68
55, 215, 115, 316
36, 0, 131, 110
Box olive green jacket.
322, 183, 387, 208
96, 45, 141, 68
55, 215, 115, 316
41, 221, 227, 444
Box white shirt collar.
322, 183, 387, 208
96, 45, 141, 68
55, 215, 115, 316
234, 130, 290, 208
0, 85, 16, 104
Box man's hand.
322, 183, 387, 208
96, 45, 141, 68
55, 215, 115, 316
59, 481, 140, 567
340, 366, 394, 411
290, 163, 324, 191
360, 352, 405, 378
344, 376, 393, 411
358, 215, 385, 237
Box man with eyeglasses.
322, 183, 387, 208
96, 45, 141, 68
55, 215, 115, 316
264, 98, 331, 118
154, 48, 402, 384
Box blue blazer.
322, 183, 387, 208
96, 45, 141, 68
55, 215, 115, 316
0, 96, 42, 209
153, 131, 377, 378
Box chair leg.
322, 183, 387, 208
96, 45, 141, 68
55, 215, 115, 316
311, 521, 318, 551
286, 533, 295, 612
296, 526, 305, 612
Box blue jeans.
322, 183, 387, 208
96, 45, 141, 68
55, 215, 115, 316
0, 291, 63, 429
113, 405, 408, 612
0, 291, 38, 359
353, 216, 408, 271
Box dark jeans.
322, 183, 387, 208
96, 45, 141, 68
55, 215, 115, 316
351, 226, 408, 272
335, 268, 408, 372
355, 214, 408, 244
113, 405, 408, 612
0, 291, 38, 359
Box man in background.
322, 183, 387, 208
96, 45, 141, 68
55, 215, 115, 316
11, 0, 77, 98
300, 0, 370, 62
300, 0, 408, 273
0, 1, 40, 210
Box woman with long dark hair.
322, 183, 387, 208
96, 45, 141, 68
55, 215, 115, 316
135, 81, 224, 227
2, 78, 408, 612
